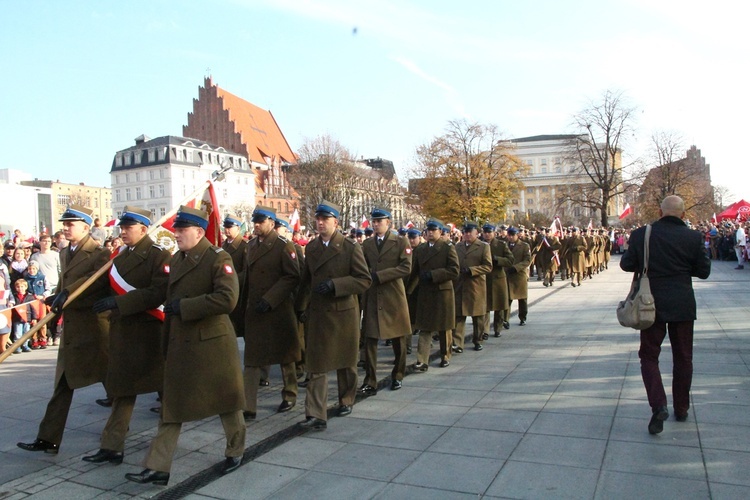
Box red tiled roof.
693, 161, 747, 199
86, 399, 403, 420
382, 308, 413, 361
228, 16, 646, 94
213, 82, 297, 166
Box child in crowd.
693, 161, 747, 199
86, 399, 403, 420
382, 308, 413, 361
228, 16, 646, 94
0, 274, 13, 355
23, 262, 49, 349
10, 279, 37, 353
10, 247, 28, 284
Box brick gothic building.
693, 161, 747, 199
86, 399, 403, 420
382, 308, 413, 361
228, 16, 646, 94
183, 77, 299, 219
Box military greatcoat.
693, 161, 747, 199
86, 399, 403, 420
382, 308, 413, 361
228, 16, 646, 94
568, 235, 588, 274
486, 238, 514, 311
242, 230, 301, 366
106, 235, 170, 396
55, 234, 111, 389
506, 240, 532, 300
454, 239, 493, 316
161, 237, 244, 424
296, 231, 371, 373
222, 236, 249, 336
362, 231, 412, 340
408, 240, 460, 331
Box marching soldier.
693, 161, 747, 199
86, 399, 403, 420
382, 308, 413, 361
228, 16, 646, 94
505, 227, 532, 327
241, 206, 301, 420
359, 207, 412, 394
568, 227, 587, 287
295, 201, 371, 430
275, 217, 307, 381
222, 215, 248, 336
453, 222, 492, 352
18, 205, 111, 455
482, 224, 514, 337
539, 228, 562, 287
125, 206, 245, 485
408, 219, 459, 368
405, 228, 423, 336
82, 207, 170, 465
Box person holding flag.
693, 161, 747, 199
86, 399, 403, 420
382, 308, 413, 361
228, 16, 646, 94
126, 206, 245, 485
82, 206, 171, 465
17, 205, 111, 455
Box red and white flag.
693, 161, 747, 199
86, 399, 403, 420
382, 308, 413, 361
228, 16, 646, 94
405, 221, 414, 229
712, 213, 717, 224
618, 203, 633, 220
290, 208, 301, 232
587, 219, 594, 230
361, 214, 370, 229
157, 181, 223, 253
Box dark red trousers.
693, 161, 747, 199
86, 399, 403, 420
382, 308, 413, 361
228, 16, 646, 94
639, 320, 694, 416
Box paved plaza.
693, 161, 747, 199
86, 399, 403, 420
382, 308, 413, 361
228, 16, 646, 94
1, 255, 749, 499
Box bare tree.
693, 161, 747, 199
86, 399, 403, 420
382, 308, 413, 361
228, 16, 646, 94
564, 90, 637, 227
286, 135, 359, 229
639, 133, 715, 221
411, 119, 525, 223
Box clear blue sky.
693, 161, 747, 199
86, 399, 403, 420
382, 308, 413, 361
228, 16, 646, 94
2, 0, 747, 205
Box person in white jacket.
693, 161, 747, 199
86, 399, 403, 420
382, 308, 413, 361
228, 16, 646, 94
734, 223, 746, 269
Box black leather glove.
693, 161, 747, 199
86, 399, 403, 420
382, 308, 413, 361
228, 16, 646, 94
164, 299, 181, 317
506, 267, 517, 275
93, 296, 118, 313
371, 272, 380, 285
420, 271, 433, 282
461, 267, 472, 276
48, 289, 70, 314
313, 279, 334, 295
255, 298, 271, 313
296, 310, 308, 323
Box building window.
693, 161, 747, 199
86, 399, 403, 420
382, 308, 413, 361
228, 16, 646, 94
574, 207, 581, 217
541, 167, 547, 174
125, 188, 131, 201
541, 158, 547, 166
135, 172, 141, 182
115, 155, 122, 167
555, 166, 562, 173
511, 199, 518, 205
526, 187, 534, 193
541, 187, 549, 193
149, 170, 155, 180
124, 154, 132, 166
160, 207, 166, 217
159, 184, 165, 197
150, 208, 157, 220
149, 185, 155, 198
527, 198, 534, 205
135, 187, 142, 200
94, 198, 99, 208
525, 159, 533, 166
115, 174, 121, 184
140, 150, 147, 164
149, 149, 156, 162
126, 173, 131, 183
57, 194, 71, 205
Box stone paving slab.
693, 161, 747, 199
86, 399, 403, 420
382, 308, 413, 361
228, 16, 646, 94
1, 256, 749, 499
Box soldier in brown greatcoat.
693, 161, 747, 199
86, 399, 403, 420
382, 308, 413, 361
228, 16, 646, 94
408, 218, 459, 368
125, 206, 245, 486
82, 207, 170, 465
482, 224, 514, 338
568, 227, 588, 286
242, 205, 301, 419
453, 222, 492, 352
538, 228, 562, 287
221, 215, 248, 336
295, 201, 371, 430
505, 227, 532, 327
359, 207, 412, 394
18, 205, 110, 455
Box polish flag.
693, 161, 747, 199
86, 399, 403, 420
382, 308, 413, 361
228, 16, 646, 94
711, 213, 717, 224
290, 208, 301, 232
405, 221, 414, 229
618, 203, 633, 220
361, 214, 370, 229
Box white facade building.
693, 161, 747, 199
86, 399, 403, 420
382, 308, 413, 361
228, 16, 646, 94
111, 135, 256, 224
0, 169, 53, 239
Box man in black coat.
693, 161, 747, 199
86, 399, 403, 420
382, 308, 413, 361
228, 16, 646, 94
620, 195, 711, 435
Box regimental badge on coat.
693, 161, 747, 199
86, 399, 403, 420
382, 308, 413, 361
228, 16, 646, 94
405, 248, 412, 254
224, 264, 233, 274
164, 265, 170, 274
289, 251, 296, 259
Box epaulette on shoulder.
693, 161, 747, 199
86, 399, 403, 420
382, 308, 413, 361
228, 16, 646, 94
278, 234, 289, 243
344, 237, 356, 245
152, 243, 165, 251
214, 247, 225, 253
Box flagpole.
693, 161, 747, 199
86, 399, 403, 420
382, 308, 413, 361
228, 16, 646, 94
0, 164, 233, 365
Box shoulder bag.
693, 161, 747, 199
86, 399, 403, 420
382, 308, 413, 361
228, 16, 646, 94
617, 224, 656, 329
